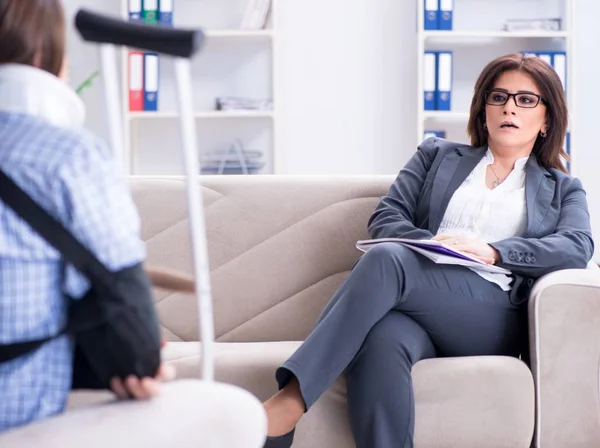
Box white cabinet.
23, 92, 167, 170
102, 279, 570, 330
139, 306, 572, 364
416, 0, 574, 172
118, 0, 279, 175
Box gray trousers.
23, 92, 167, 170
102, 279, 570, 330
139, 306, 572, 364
275, 243, 524, 448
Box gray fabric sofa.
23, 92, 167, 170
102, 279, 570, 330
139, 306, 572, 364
3, 175, 600, 447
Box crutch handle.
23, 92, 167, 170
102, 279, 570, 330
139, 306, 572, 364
75, 9, 205, 58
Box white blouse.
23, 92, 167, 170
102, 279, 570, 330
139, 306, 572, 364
437, 148, 528, 291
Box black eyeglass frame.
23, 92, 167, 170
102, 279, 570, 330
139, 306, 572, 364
484, 90, 548, 108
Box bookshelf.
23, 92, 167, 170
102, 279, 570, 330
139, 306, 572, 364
119, 0, 279, 176
416, 0, 575, 173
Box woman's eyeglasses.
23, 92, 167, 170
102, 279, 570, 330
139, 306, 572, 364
484, 90, 547, 108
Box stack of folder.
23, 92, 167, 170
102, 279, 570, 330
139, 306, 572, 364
423, 50, 453, 111
215, 97, 273, 112
127, 0, 173, 112
424, 0, 453, 31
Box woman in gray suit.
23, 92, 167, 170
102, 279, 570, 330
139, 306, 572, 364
262, 52, 594, 448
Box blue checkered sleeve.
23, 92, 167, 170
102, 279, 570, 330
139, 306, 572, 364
0, 114, 146, 433
59, 136, 146, 298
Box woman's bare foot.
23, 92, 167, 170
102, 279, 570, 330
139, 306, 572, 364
263, 377, 305, 437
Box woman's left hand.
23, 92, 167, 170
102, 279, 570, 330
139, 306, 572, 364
432, 234, 500, 265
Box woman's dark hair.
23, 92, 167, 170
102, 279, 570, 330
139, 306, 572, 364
0, 0, 65, 76
467, 53, 569, 173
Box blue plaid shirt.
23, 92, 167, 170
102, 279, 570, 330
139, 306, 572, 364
0, 111, 145, 432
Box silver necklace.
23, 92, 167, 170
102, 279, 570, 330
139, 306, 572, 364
489, 165, 506, 188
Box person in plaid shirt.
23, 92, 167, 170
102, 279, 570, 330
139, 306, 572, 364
0, 0, 172, 433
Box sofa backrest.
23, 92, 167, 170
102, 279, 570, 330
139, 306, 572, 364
129, 175, 393, 343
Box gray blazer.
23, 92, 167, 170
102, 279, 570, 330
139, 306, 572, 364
368, 137, 595, 305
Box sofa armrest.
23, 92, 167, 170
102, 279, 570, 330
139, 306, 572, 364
0, 380, 266, 448
528, 266, 600, 448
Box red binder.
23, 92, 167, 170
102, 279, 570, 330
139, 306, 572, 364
128, 51, 144, 111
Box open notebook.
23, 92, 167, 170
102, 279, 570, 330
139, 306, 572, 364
356, 238, 511, 275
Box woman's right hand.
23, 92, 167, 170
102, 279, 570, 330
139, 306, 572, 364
432, 234, 500, 265
109, 363, 176, 400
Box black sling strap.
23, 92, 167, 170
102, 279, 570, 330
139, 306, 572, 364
0, 169, 115, 362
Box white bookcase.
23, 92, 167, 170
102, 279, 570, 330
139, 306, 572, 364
118, 0, 279, 176
416, 0, 575, 172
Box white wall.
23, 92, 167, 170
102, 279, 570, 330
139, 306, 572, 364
62, 0, 600, 258
62, 0, 121, 140
571, 0, 600, 261
276, 0, 414, 175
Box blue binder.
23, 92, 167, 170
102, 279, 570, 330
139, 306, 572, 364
522, 51, 567, 95
158, 0, 173, 27
537, 52, 553, 67
424, 51, 437, 110
522, 51, 548, 65
128, 0, 143, 23
424, 0, 439, 30
551, 51, 567, 95
563, 131, 571, 173
143, 52, 159, 111
439, 0, 453, 30
436, 51, 452, 111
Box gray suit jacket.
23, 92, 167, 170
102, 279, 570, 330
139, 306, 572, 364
367, 137, 595, 306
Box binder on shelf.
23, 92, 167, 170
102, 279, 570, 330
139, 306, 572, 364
523, 50, 551, 66
552, 51, 567, 94
424, 130, 446, 140
537, 52, 552, 66
158, 0, 173, 27
142, 0, 159, 25
423, 51, 437, 111
143, 52, 159, 111
128, 0, 143, 23
128, 52, 144, 111
439, 0, 453, 31
522, 51, 567, 94
436, 51, 453, 111
424, 0, 439, 30
562, 131, 571, 173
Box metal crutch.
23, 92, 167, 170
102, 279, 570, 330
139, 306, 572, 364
74, 9, 216, 382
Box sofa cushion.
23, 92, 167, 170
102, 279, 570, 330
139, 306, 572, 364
162, 341, 534, 448
129, 176, 394, 343
12, 380, 266, 448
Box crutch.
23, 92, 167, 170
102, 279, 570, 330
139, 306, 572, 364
74, 9, 216, 382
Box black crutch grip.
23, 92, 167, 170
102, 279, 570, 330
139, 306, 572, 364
74, 9, 205, 58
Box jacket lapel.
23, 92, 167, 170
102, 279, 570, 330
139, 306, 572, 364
523, 156, 555, 237
429, 145, 487, 233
